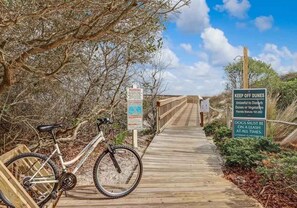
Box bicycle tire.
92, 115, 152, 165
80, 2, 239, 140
5, 152, 59, 207
0, 191, 15, 208
93, 145, 143, 198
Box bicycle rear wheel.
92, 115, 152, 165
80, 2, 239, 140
93, 145, 143, 198
5, 152, 59, 206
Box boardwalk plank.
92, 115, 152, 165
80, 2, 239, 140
57, 103, 262, 208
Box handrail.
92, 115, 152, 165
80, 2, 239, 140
156, 96, 188, 133
267, 120, 297, 126
157, 96, 187, 107
0, 145, 60, 208
0, 145, 39, 208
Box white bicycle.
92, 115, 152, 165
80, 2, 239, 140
5, 118, 143, 207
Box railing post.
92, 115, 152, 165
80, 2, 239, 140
156, 101, 160, 133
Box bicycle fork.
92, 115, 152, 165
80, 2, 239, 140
107, 145, 122, 173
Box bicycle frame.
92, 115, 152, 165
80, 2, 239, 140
29, 131, 106, 184
58, 131, 106, 173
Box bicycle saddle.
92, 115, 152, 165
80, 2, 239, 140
37, 124, 62, 132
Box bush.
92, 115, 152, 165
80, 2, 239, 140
114, 131, 128, 145
203, 120, 225, 136
256, 150, 297, 183
277, 78, 297, 109
213, 126, 232, 141
218, 138, 280, 169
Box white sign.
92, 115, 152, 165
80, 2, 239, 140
127, 88, 143, 100
200, 99, 210, 113
127, 88, 143, 130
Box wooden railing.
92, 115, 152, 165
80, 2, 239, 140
186, 96, 199, 104
0, 145, 60, 208
0, 145, 39, 208
266, 120, 297, 146
156, 96, 188, 133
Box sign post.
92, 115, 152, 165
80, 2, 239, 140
200, 99, 210, 126
232, 88, 267, 138
127, 85, 143, 148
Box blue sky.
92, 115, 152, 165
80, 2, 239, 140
159, 0, 297, 96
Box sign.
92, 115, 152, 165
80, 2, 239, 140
200, 99, 209, 113
127, 88, 143, 130
127, 88, 143, 100
233, 119, 266, 138
233, 88, 267, 119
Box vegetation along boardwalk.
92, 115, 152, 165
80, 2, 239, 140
57, 103, 262, 207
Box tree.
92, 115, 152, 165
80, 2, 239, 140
224, 58, 280, 93
139, 51, 168, 132
0, 0, 190, 95
0, 0, 191, 152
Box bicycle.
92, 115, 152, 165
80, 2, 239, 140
4, 118, 143, 207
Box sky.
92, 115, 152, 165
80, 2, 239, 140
159, 0, 297, 96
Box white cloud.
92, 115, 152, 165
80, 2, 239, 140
180, 43, 193, 54
176, 0, 210, 34
254, 15, 274, 31
201, 27, 242, 65
215, 0, 251, 19
163, 62, 225, 96
258, 43, 297, 74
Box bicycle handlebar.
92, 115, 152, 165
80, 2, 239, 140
97, 118, 113, 125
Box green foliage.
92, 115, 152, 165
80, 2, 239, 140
114, 131, 128, 145
277, 78, 297, 109
218, 138, 280, 169
213, 126, 232, 141
224, 58, 281, 92
203, 120, 225, 136
256, 150, 297, 183
254, 137, 281, 153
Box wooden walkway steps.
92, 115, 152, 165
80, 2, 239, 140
57, 103, 262, 207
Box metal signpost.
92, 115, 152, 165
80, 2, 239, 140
232, 88, 267, 138
127, 86, 143, 148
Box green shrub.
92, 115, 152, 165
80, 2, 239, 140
114, 131, 128, 145
203, 120, 225, 136
219, 138, 280, 169
213, 126, 232, 141
256, 150, 297, 183
277, 78, 297, 109
254, 137, 281, 153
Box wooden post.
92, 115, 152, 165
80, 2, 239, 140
243, 47, 249, 89
156, 101, 160, 133
200, 112, 204, 127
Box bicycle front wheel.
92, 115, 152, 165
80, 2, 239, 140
93, 145, 143, 198
5, 152, 59, 206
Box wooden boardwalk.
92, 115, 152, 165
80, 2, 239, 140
57, 103, 262, 207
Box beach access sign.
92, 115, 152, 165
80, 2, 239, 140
232, 88, 267, 138
127, 88, 143, 130
200, 99, 210, 113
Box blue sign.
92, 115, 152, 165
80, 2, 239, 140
233, 89, 267, 119
233, 119, 266, 138
128, 105, 143, 115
